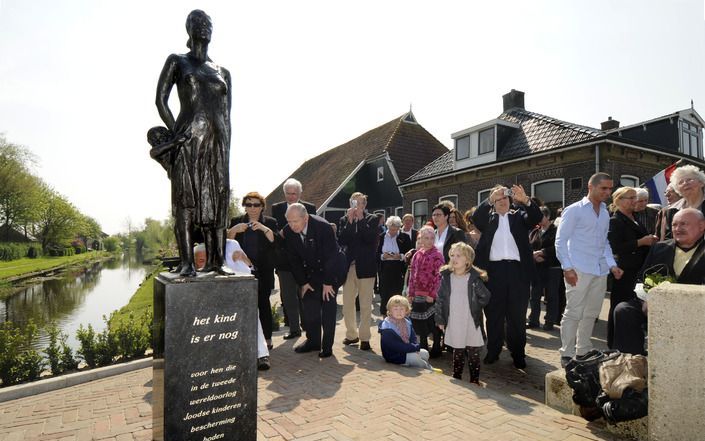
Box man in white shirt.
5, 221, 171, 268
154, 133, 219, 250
472, 184, 542, 369
555, 172, 624, 367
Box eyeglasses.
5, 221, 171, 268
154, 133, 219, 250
677, 177, 697, 185
244, 203, 262, 208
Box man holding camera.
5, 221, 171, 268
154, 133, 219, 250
472, 184, 542, 369
338, 192, 379, 351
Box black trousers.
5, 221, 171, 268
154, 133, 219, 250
613, 298, 647, 355
301, 284, 338, 352
607, 268, 639, 349
528, 266, 562, 325
486, 260, 530, 360
378, 261, 404, 316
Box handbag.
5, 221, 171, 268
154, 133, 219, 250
599, 354, 648, 400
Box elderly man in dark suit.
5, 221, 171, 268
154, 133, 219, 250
338, 192, 379, 351
613, 208, 705, 355
271, 178, 317, 340
472, 184, 543, 369
284, 203, 341, 358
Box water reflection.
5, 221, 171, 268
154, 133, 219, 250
0, 253, 150, 352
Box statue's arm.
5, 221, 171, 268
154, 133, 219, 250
224, 67, 232, 139
156, 55, 179, 131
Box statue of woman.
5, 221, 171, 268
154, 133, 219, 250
155, 9, 232, 276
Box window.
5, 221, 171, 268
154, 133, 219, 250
395, 206, 403, 217
455, 136, 470, 160
477, 189, 492, 205
570, 177, 583, 190
377, 166, 384, 182
532, 179, 565, 216
682, 120, 702, 158
479, 127, 495, 155
620, 175, 639, 188
412, 199, 428, 229
438, 194, 458, 208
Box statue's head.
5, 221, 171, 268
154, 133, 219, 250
186, 9, 212, 49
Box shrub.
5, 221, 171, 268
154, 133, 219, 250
45, 323, 77, 375
103, 237, 120, 253
0, 242, 42, 261
113, 309, 152, 360
76, 324, 97, 368
0, 320, 45, 386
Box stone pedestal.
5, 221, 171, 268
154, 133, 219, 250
649, 283, 705, 441
153, 272, 258, 441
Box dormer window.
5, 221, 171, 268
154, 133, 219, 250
479, 127, 495, 155
456, 136, 470, 160
681, 120, 703, 158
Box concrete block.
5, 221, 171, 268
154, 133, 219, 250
649, 283, 705, 441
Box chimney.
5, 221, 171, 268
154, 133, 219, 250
502, 89, 525, 111
601, 116, 620, 131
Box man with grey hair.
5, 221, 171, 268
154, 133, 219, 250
271, 178, 316, 340
284, 203, 341, 357
556, 172, 624, 367
634, 187, 659, 235
338, 192, 379, 351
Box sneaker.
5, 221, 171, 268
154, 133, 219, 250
560, 356, 572, 368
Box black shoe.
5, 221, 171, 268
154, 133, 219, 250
318, 350, 333, 358
526, 322, 539, 329
257, 356, 270, 371
267, 343, 274, 350
342, 337, 359, 345
513, 357, 527, 369
294, 341, 320, 353
283, 331, 301, 340
483, 354, 499, 364
360, 341, 371, 351
429, 349, 442, 359
542, 323, 555, 331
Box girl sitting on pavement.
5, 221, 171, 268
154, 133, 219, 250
407, 226, 445, 357
435, 242, 491, 384
378, 295, 432, 370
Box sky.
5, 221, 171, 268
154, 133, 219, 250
1, 0, 704, 234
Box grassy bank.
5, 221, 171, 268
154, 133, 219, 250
110, 266, 162, 328
0, 251, 111, 280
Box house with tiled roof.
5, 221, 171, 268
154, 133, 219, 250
265, 112, 449, 222
400, 89, 705, 226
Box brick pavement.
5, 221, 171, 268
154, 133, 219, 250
0, 294, 618, 441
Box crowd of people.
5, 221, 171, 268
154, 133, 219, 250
202, 164, 705, 382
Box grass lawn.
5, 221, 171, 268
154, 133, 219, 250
110, 266, 161, 328
0, 251, 110, 280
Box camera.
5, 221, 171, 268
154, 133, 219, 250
504, 188, 514, 198
351, 199, 358, 209
247, 222, 253, 228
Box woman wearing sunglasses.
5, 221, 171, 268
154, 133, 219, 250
228, 191, 279, 349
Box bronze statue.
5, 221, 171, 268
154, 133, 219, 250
150, 9, 232, 276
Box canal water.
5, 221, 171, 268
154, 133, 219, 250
0, 254, 151, 352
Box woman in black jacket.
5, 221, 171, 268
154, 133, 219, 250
377, 216, 413, 316
228, 191, 278, 348
607, 187, 658, 349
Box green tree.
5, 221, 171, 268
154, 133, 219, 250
0, 135, 42, 237
32, 185, 83, 253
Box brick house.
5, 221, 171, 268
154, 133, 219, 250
400, 90, 705, 227
265, 112, 449, 223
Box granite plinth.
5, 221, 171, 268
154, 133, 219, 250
153, 272, 258, 441
649, 283, 705, 441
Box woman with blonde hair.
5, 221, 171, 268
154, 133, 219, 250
607, 187, 657, 348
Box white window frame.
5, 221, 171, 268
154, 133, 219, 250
376, 166, 384, 182
477, 188, 493, 205
619, 175, 639, 188
531, 178, 565, 208
412, 199, 428, 229
478, 127, 495, 155
395, 206, 403, 217
455, 135, 470, 160
438, 194, 458, 208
